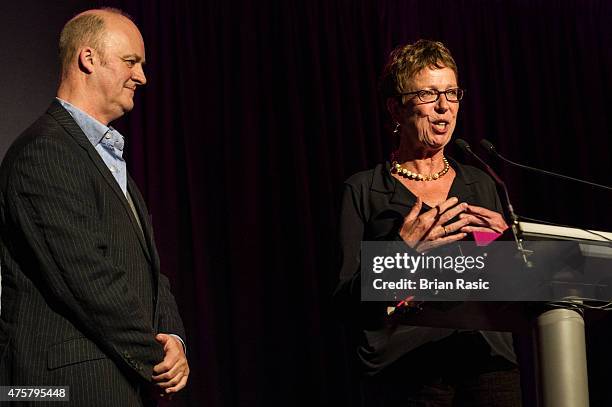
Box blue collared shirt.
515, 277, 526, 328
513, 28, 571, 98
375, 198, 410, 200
56, 98, 127, 197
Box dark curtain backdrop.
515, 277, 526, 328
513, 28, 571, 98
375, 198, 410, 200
83, 0, 612, 405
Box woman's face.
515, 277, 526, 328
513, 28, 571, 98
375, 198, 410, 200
393, 66, 459, 154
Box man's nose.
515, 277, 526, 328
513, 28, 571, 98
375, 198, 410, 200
133, 64, 147, 86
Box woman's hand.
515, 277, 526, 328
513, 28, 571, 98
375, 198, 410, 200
459, 205, 508, 234
399, 197, 470, 252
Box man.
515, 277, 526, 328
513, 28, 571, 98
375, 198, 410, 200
0, 8, 189, 406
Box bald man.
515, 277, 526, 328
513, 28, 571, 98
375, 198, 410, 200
0, 8, 188, 406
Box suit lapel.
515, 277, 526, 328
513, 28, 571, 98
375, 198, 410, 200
127, 176, 160, 272
47, 100, 152, 264
127, 176, 162, 324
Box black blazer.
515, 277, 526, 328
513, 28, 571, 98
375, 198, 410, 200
0, 101, 185, 406
335, 160, 515, 374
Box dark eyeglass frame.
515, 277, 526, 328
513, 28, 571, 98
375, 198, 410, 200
396, 88, 465, 103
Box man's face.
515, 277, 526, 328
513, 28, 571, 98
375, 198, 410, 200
398, 66, 459, 153
93, 16, 146, 123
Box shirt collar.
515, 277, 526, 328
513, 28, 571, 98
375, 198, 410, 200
55, 97, 114, 147
371, 156, 478, 209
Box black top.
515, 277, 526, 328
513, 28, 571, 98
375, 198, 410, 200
335, 158, 515, 374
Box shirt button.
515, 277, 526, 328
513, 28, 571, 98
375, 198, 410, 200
105, 133, 112, 139
110, 166, 117, 173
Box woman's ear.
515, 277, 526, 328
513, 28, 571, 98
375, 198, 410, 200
386, 97, 402, 124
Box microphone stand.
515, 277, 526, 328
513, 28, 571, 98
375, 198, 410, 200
455, 139, 532, 266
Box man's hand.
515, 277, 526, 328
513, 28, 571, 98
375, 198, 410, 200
152, 333, 189, 394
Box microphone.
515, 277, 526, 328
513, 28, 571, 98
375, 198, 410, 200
480, 139, 612, 191
455, 138, 531, 265
455, 139, 519, 225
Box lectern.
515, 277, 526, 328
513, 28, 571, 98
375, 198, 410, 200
517, 221, 612, 407
387, 221, 612, 407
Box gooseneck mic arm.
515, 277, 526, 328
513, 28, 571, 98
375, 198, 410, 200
480, 139, 612, 192
455, 138, 531, 265
455, 139, 519, 225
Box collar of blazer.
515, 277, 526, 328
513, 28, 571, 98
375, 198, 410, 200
46, 99, 154, 265
370, 157, 478, 209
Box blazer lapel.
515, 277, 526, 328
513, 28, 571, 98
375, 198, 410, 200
127, 176, 160, 272
127, 176, 163, 325
46, 100, 152, 263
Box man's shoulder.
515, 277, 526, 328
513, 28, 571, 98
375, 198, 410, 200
1, 107, 80, 178
8, 104, 76, 152
18, 112, 63, 141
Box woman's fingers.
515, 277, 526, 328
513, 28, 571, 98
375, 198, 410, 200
458, 213, 489, 226
401, 197, 475, 248
464, 205, 498, 217
438, 202, 468, 225
401, 197, 443, 243
428, 197, 459, 217
462, 205, 508, 232
403, 197, 422, 224
400, 198, 425, 244
416, 230, 467, 252
442, 217, 471, 236
401, 201, 507, 251
410, 198, 468, 244
460, 225, 499, 234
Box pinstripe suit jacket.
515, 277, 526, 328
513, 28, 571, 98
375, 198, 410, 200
0, 100, 185, 406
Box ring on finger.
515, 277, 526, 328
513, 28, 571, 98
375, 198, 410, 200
442, 226, 448, 236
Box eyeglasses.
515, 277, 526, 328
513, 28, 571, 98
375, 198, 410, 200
397, 88, 464, 103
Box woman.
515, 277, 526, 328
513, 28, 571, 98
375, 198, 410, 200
336, 40, 521, 406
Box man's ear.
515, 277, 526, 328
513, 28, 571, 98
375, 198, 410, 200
77, 47, 95, 74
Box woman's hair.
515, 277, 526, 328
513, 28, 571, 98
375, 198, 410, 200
379, 39, 458, 102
